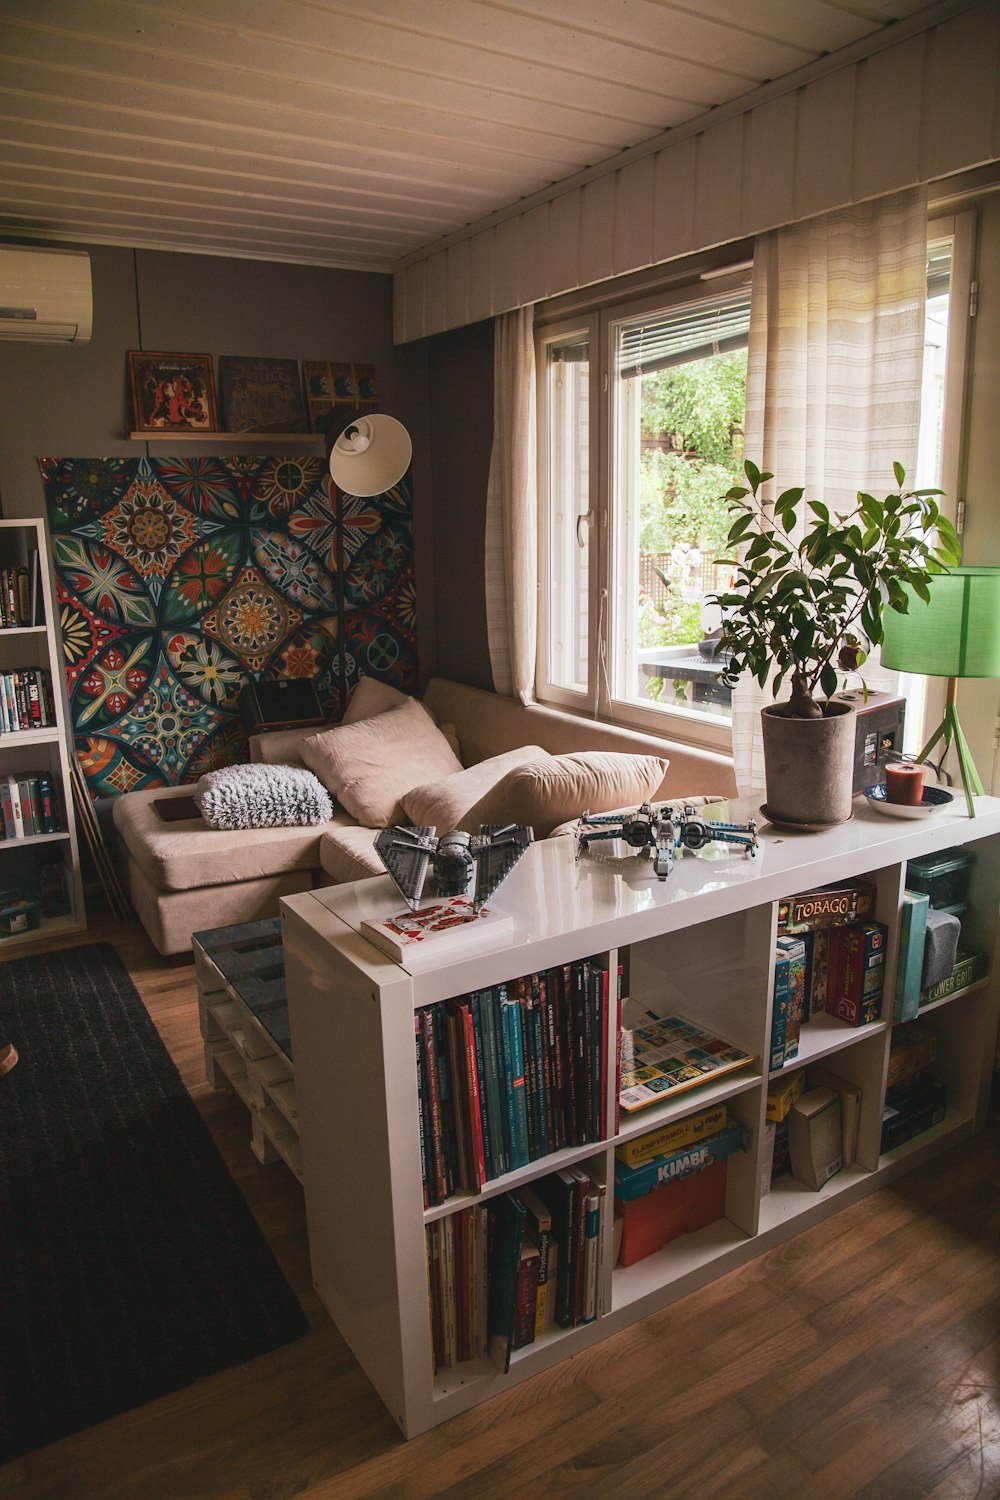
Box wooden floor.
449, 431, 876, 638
3, 911, 1000, 1500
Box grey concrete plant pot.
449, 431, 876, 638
760, 699, 856, 829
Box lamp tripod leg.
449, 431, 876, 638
949, 705, 983, 817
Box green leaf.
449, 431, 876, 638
744, 459, 761, 491
893, 460, 906, 488
808, 501, 830, 523
820, 663, 839, 698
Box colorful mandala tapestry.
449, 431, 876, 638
41, 456, 417, 796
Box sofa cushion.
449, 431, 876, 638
112, 783, 332, 893
318, 824, 385, 883
300, 697, 463, 827
197, 763, 333, 830
400, 745, 550, 831
342, 675, 410, 723
462, 751, 670, 839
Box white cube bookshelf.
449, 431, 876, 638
282, 799, 1000, 1438
0, 518, 85, 946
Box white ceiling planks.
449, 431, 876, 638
0, 0, 947, 272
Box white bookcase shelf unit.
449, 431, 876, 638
281, 799, 1000, 1439
0, 518, 85, 947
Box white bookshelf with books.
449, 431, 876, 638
0, 518, 85, 945
281, 799, 1000, 1438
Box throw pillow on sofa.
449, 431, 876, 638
342, 676, 462, 757
461, 751, 669, 839
400, 745, 550, 831
300, 696, 464, 827
196, 763, 333, 830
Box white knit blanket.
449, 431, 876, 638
196, 762, 333, 831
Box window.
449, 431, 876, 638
537, 271, 751, 746
537, 224, 974, 751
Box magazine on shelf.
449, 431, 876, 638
618, 1006, 756, 1114
360, 895, 512, 971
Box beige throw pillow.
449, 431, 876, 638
342, 675, 410, 724
400, 746, 550, 831
300, 697, 463, 827
462, 751, 669, 839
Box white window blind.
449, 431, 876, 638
615, 292, 751, 379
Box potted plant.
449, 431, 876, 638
711, 461, 961, 827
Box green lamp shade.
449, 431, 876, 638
881, 566, 1000, 678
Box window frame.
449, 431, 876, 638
535, 268, 751, 752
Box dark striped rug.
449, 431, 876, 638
0, 942, 308, 1462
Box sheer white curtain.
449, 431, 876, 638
733, 185, 929, 794
485, 306, 537, 702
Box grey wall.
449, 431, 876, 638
0, 239, 438, 676
425, 318, 494, 689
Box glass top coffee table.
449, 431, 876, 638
192, 916, 299, 1178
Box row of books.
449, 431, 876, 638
0, 667, 56, 734
771, 881, 887, 1068
415, 958, 616, 1205
0, 771, 60, 839
0, 554, 42, 629
425, 1165, 607, 1375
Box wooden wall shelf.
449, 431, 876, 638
129, 431, 324, 447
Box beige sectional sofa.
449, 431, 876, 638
112, 676, 738, 956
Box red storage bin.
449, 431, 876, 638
615, 1158, 728, 1267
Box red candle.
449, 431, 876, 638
884, 762, 925, 805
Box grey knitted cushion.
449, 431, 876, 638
196, 762, 333, 831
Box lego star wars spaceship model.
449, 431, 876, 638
576, 801, 758, 879
374, 822, 533, 911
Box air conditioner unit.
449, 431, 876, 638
0, 246, 92, 344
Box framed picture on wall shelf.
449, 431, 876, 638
218, 355, 306, 433
127, 351, 218, 433
302, 360, 379, 432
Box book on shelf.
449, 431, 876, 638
615, 1101, 729, 1168
886, 1023, 937, 1089
516, 1183, 554, 1336
881, 1075, 947, 1153
414, 955, 611, 1207
613, 1121, 744, 1202
825, 922, 887, 1026
777, 881, 876, 935
807, 1064, 861, 1167
487, 1191, 528, 1373
919, 947, 986, 1006
618, 1008, 755, 1114
511, 1238, 540, 1351
895, 891, 930, 1023
789, 1086, 843, 1190
361, 896, 511, 970
765, 1071, 804, 1123
770, 935, 807, 1069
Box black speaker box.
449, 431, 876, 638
239, 679, 326, 735
833, 691, 906, 793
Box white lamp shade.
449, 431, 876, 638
328, 413, 412, 497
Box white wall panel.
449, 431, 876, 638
693, 116, 745, 252
920, 4, 1000, 181
424, 250, 448, 341
793, 67, 857, 223
492, 214, 524, 316
395, 3, 1000, 341
615, 153, 655, 276
467, 228, 496, 327
651, 137, 697, 266
854, 36, 925, 203
577, 171, 617, 289
742, 94, 797, 238
548, 189, 584, 306
515, 201, 554, 308
445, 238, 471, 334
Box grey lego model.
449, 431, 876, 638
576, 801, 759, 879
374, 823, 533, 911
